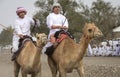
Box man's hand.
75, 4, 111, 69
61, 26, 68, 29
18, 34, 24, 38
51, 25, 68, 30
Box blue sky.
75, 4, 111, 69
0, 0, 120, 32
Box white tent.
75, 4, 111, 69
113, 26, 120, 32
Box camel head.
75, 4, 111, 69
36, 33, 47, 46
82, 23, 103, 39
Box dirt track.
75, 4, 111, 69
0, 49, 120, 77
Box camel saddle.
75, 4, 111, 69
45, 30, 74, 56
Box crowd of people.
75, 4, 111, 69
87, 41, 120, 57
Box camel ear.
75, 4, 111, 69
36, 33, 39, 37
42, 33, 45, 35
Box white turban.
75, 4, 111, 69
51, 3, 62, 11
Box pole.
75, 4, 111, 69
0, 24, 7, 30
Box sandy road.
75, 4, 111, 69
0, 49, 120, 77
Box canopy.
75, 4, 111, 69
113, 26, 120, 32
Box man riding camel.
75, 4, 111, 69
42, 3, 69, 54
11, 7, 40, 61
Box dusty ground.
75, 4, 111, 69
0, 49, 120, 77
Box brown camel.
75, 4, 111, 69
14, 33, 47, 77
47, 23, 103, 77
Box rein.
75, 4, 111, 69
31, 18, 40, 35
35, 45, 42, 48
92, 27, 95, 38
22, 38, 42, 49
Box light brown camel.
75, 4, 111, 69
47, 23, 103, 77
14, 33, 47, 77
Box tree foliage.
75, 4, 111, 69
33, 0, 120, 42
33, 0, 54, 34
0, 26, 13, 47
0, 0, 120, 46
33, 0, 87, 40
116, 6, 120, 26
58, 0, 85, 33
90, 0, 117, 39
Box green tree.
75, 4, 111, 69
116, 6, 120, 26
33, 0, 54, 34
90, 0, 117, 39
33, 0, 87, 40
0, 26, 13, 47
58, 0, 85, 33
33, 0, 120, 43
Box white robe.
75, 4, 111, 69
45, 13, 68, 47
12, 16, 39, 52
42, 13, 69, 54
46, 13, 68, 40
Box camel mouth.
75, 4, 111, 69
94, 30, 103, 37
94, 33, 103, 38
42, 37, 47, 44
43, 41, 47, 45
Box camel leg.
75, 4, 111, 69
14, 61, 20, 77
58, 64, 66, 77
31, 73, 35, 77
48, 57, 57, 77
76, 61, 85, 77
35, 63, 41, 77
59, 73, 61, 77
21, 69, 27, 77
35, 71, 41, 77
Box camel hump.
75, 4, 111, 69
18, 35, 34, 48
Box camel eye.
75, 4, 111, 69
37, 37, 39, 39
88, 29, 92, 33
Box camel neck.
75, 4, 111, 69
78, 35, 91, 57
36, 44, 42, 49
79, 35, 91, 44
33, 43, 42, 62
36, 43, 45, 53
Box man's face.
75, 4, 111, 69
53, 6, 60, 14
18, 12, 26, 18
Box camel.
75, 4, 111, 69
47, 23, 103, 77
13, 33, 47, 77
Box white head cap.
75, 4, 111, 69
51, 3, 61, 11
